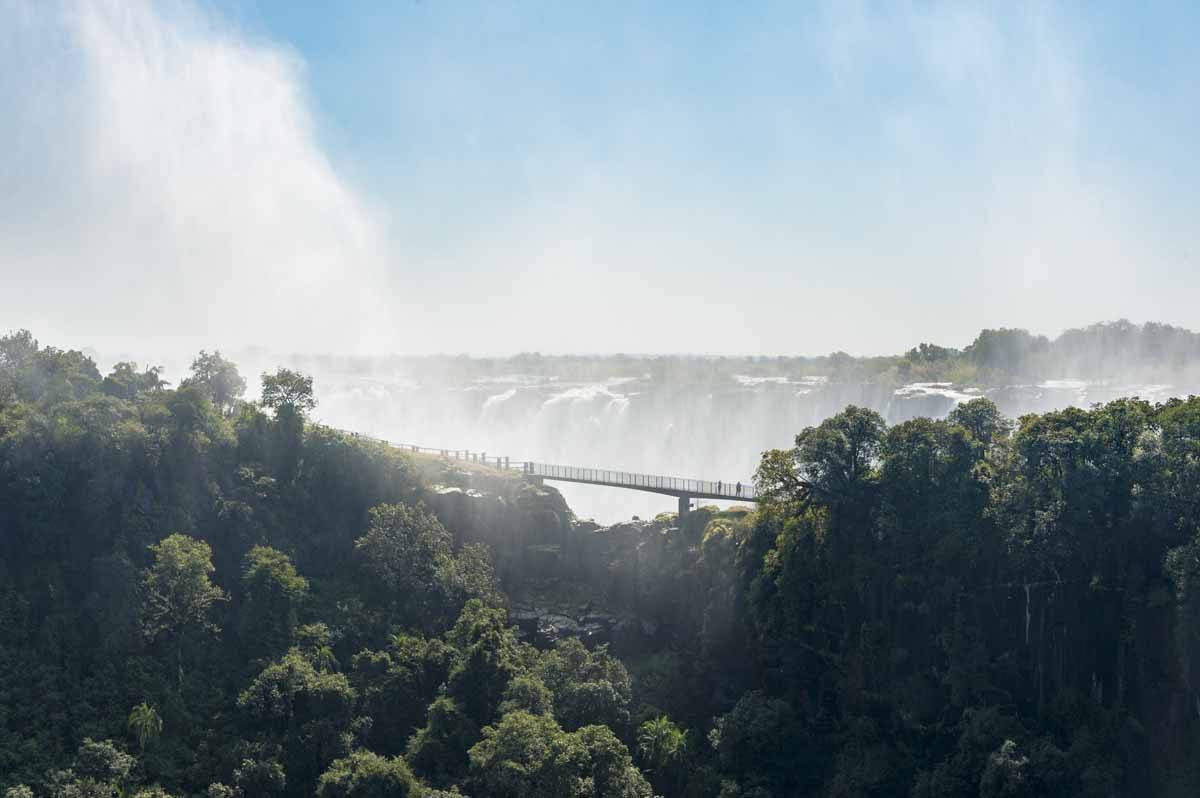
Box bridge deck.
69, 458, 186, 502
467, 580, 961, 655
337, 429, 758, 502
523, 462, 757, 502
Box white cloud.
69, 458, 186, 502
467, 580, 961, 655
0, 0, 395, 357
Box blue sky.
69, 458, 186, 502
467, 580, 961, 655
2, 1, 1198, 356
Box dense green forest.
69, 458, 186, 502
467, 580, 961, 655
2, 329, 1200, 797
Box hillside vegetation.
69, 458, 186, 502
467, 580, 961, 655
2, 329, 1200, 797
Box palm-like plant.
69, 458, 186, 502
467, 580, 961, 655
637, 715, 687, 772
128, 702, 163, 752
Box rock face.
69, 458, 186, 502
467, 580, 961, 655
424, 464, 743, 655
424, 470, 573, 583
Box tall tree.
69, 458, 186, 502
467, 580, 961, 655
127, 703, 163, 752
239, 546, 309, 661
185, 351, 246, 416
141, 534, 227, 686
260, 368, 315, 481
260, 369, 316, 417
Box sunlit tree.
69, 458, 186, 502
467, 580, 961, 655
142, 534, 227, 686
127, 702, 163, 752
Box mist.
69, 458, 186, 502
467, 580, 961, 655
3, 0, 1198, 361
1, 0, 396, 355
3, 1, 1199, 519
93, 319, 1192, 523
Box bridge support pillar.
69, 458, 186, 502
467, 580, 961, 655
678, 495, 692, 518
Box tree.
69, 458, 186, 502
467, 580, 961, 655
537, 638, 632, 732
238, 650, 358, 796
141, 534, 227, 686
948, 397, 1010, 446
103, 362, 167, 402
756, 405, 884, 511
185, 350, 246, 415
261, 367, 315, 481
233, 750, 287, 798
465, 711, 578, 798
466, 712, 651, 798
636, 715, 686, 772
406, 697, 480, 787
443, 601, 524, 726
354, 503, 454, 630
499, 674, 555, 717
351, 635, 454, 755
260, 368, 316, 416
573, 724, 653, 798
46, 738, 136, 798
978, 740, 1029, 798
127, 703, 163, 752
240, 546, 309, 661
708, 692, 810, 796
315, 750, 421, 798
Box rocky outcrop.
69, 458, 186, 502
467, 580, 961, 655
426, 466, 749, 655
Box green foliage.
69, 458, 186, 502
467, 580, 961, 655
240, 546, 309, 661
103, 361, 167, 402
708, 692, 810, 795
315, 750, 419, 798
142, 534, 227, 642
127, 703, 163, 752
499, 674, 555, 717
466, 711, 651, 798
238, 650, 357, 794
446, 619, 522, 726
184, 351, 246, 416
351, 634, 453, 755
7, 329, 1200, 798
537, 638, 632, 732
636, 715, 686, 771
355, 504, 453, 624
260, 368, 316, 416
466, 710, 577, 798
129, 788, 179, 798
141, 534, 227, 686
43, 738, 136, 798
406, 697, 480, 787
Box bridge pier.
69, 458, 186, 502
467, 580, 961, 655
677, 495, 693, 518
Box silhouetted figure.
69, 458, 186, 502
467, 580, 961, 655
736, 481, 742, 496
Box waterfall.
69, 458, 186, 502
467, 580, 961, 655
282, 360, 1195, 523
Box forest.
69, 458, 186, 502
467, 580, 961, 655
2, 328, 1199, 797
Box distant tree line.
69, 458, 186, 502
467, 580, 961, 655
260, 319, 1200, 388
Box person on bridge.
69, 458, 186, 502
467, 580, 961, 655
718, 480, 723, 493
736, 481, 742, 496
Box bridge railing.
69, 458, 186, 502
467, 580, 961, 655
325, 427, 757, 501
522, 462, 757, 501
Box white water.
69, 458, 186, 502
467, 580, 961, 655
272, 364, 1190, 523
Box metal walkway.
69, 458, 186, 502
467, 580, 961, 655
339, 429, 757, 514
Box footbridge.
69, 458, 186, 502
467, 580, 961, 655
340, 430, 757, 516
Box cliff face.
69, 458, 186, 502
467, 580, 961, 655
421, 462, 740, 654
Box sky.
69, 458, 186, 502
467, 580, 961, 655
2, 1, 1198, 359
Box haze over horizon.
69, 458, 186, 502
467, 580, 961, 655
3, 1, 1198, 358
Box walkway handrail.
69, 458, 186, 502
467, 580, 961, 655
520, 461, 757, 501
325, 426, 757, 501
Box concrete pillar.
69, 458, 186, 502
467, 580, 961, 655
678, 495, 691, 518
